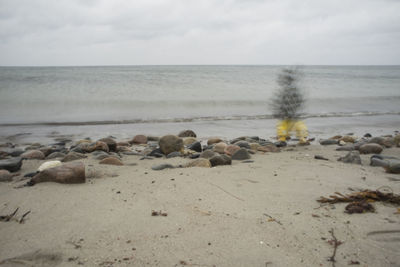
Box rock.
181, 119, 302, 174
189, 153, 200, 159
249, 143, 260, 151
0, 147, 24, 157
354, 140, 368, 150
364, 133, 372, 138
147, 136, 160, 142
167, 151, 182, 158
117, 141, 130, 147
339, 140, 346, 146
224, 145, 241, 156
159, 135, 183, 155
46, 152, 66, 159
39, 147, 55, 157
207, 138, 223, 146
0, 157, 23, 172
98, 138, 117, 152
94, 152, 114, 160
314, 155, 329, 161
257, 145, 280, 153
384, 162, 400, 174
359, 144, 383, 154
232, 148, 251, 160
200, 150, 217, 159
213, 142, 227, 154
319, 139, 338, 145
368, 137, 385, 146
91, 141, 109, 153
178, 130, 197, 138
394, 135, 400, 147
99, 157, 124, 166
151, 163, 175, 171
340, 136, 357, 143
235, 141, 250, 149
329, 135, 342, 140
382, 137, 395, 148
131, 135, 148, 144
183, 137, 197, 146
336, 145, 355, 151
62, 152, 87, 162
30, 161, 85, 184
21, 150, 45, 160
148, 148, 164, 158
338, 151, 361, 164
0, 169, 13, 182
38, 161, 62, 172
209, 154, 231, 167
185, 158, 211, 168
188, 141, 202, 153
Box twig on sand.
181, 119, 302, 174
0, 207, 19, 222
327, 228, 343, 267
263, 213, 283, 226
209, 183, 244, 201
19, 210, 31, 224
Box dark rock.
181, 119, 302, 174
200, 150, 217, 159
167, 151, 182, 158
189, 153, 200, 159
99, 157, 123, 166
62, 152, 87, 162
30, 161, 85, 184
148, 148, 163, 157
151, 163, 175, 171
131, 134, 148, 144
359, 144, 383, 154
24, 172, 38, 177
338, 151, 361, 164
336, 145, 355, 151
209, 155, 226, 167
159, 135, 183, 155
314, 155, 329, 160
39, 147, 55, 157
0, 147, 24, 157
188, 141, 202, 153
178, 130, 197, 138
364, 133, 372, 138
274, 141, 287, 147
232, 148, 251, 160
98, 137, 117, 152
235, 141, 250, 149
220, 154, 232, 165
21, 150, 45, 160
46, 152, 66, 159
319, 139, 338, 145
0, 157, 23, 172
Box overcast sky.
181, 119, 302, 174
1, 0, 399, 66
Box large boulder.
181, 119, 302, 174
159, 135, 183, 155
21, 150, 45, 160
30, 162, 85, 184
0, 157, 23, 172
359, 144, 383, 154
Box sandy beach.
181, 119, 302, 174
0, 133, 399, 267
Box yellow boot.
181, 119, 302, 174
294, 120, 309, 145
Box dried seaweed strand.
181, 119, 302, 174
317, 190, 400, 205
327, 228, 343, 267
0, 207, 19, 222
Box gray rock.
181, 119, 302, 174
319, 139, 338, 145
46, 152, 66, 159
0, 157, 23, 172
21, 150, 45, 160
336, 145, 355, 151
359, 143, 383, 154
148, 148, 163, 158
209, 155, 226, 167
151, 163, 175, 171
167, 151, 182, 158
385, 162, 400, 174
338, 151, 361, 165
235, 141, 251, 149
0, 147, 24, 157
232, 148, 251, 160
188, 141, 202, 153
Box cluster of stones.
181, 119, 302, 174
319, 133, 400, 173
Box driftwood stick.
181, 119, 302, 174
328, 228, 343, 267
19, 210, 31, 224
209, 183, 244, 201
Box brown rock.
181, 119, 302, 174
258, 145, 280, 153
91, 141, 109, 153
185, 158, 211, 168
224, 145, 241, 156
21, 150, 45, 160
117, 141, 130, 147
249, 143, 260, 151
0, 169, 13, 182
31, 162, 85, 184
207, 138, 223, 146
131, 135, 148, 144
382, 137, 395, 148
359, 143, 383, 154
178, 130, 197, 138
340, 136, 357, 143
62, 152, 87, 162
200, 150, 217, 159
99, 157, 124, 166
159, 135, 183, 155
213, 142, 227, 154
329, 135, 342, 140
394, 134, 400, 147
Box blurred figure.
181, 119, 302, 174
270, 68, 308, 146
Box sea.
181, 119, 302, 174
0, 65, 399, 144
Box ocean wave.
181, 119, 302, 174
1, 111, 399, 127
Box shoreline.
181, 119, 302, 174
0, 130, 400, 266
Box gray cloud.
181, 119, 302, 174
0, 0, 399, 65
